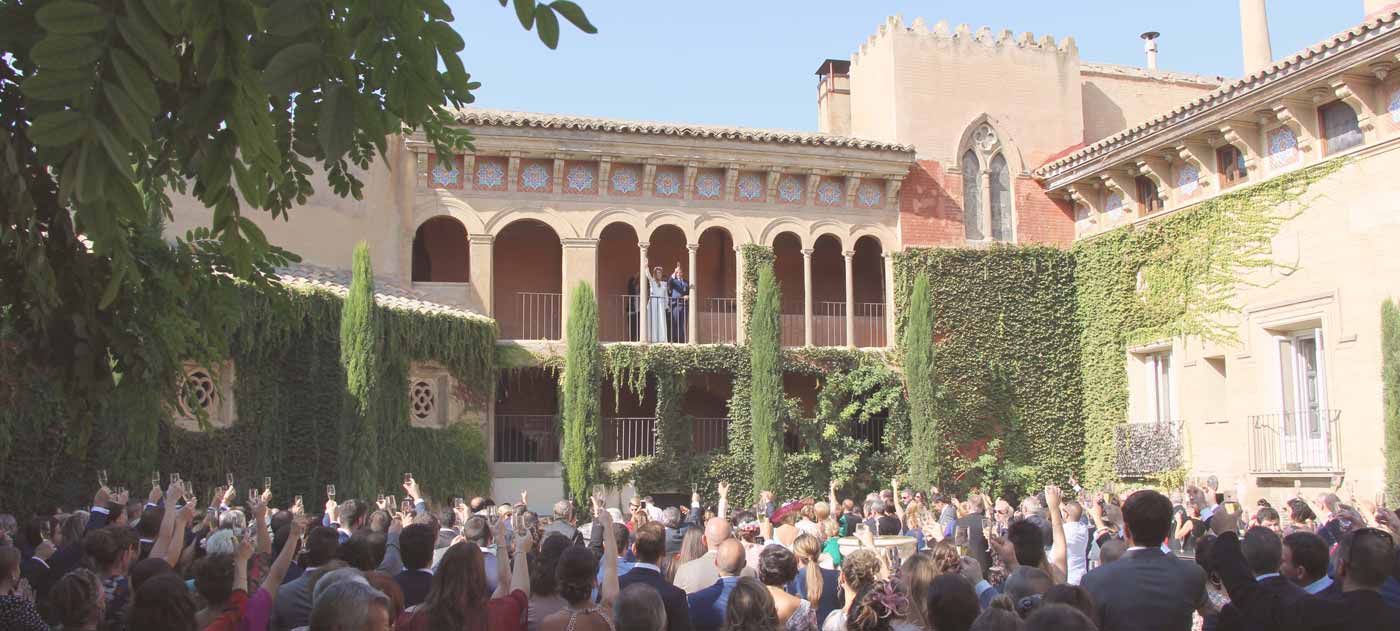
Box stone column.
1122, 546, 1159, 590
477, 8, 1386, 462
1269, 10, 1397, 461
802, 247, 814, 347
733, 244, 746, 345
882, 253, 896, 347
468, 234, 495, 316
638, 241, 650, 343
561, 238, 599, 339
843, 250, 855, 349
687, 243, 699, 345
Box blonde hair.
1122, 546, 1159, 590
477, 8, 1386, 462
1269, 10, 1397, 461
793, 534, 824, 604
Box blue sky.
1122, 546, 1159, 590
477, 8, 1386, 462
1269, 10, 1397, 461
444, 1, 1364, 132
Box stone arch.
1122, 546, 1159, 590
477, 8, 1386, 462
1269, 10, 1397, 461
955, 113, 1027, 175
643, 210, 697, 242
411, 215, 470, 283
809, 220, 845, 249
760, 217, 808, 248
483, 207, 579, 239
427, 197, 488, 234
583, 208, 645, 240
694, 212, 755, 245
848, 224, 892, 249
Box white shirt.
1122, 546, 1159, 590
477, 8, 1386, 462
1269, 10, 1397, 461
1304, 576, 1333, 594
1064, 521, 1089, 585
1255, 573, 1281, 582
796, 518, 822, 539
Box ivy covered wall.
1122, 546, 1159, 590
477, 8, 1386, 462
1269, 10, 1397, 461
893, 246, 1082, 492
0, 283, 496, 516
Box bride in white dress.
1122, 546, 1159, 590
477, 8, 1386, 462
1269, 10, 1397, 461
647, 266, 669, 342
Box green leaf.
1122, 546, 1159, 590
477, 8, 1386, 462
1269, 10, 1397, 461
426, 20, 464, 53
420, 0, 454, 20
35, 1, 108, 35
115, 16, 177, 83
513, 0, 535, 30
534, 6, 559, 49
261, 42, 323, 96
31, 35, 104, 68
92, 119, 132, 172
99, 253, 127, 309
102, 81, 153, 145
266, 0, 319, 38
140, 0, 181, 35
108, 49, 159, 116
20, 68, 93, 101
28, 110, 90, 147
549, 1, 597, 34
319, 84, 354, 159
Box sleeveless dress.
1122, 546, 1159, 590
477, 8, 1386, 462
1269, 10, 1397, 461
786, 599, 817, 631
561, 605, 615, 631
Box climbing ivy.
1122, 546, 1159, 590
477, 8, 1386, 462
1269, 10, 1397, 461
562, 282, 602, 504
1073, 158, 1347, 484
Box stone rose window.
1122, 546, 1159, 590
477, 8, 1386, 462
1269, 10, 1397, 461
172, 361, 237, 431
407, 363, 451, 428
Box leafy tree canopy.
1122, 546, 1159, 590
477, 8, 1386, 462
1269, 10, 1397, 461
0, 0, 594, 420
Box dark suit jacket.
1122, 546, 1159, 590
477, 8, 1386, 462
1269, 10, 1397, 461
688, 576, 739, 631
395, 568, 434, 609
1210, 531, 1400, 631
1081, 546, 1208, 631
619, 566, 693, 631
1216, 576, 1306, 631
956, 512, 991, 575
665, 502, 703, 556
271, 569, 320, 631
667, 276, 689, 302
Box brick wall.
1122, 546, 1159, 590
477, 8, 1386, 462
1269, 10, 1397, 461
897, 160, 1073, 248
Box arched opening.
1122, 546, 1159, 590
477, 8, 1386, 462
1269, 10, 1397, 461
493, 219, 562, 340
645, 224, 688, 343
597, 222, 640, 342
811, 233, 846, 347
1319, 101, 1363, 155
989, 153, 1012, 242
695, 227, 737, 343
772, 232, 805, 347
494, 368, 559, 462
1135, 176, 1163, 214
1216, 144, 1248, 188
685, 372, 732, 453
852, 236, 886, 348
962, 150, 984, 240
411, 216, 469, 282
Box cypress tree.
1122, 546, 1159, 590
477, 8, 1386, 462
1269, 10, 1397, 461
1384, 299, 1400, 503
561, 281, 601, 504
339, 242, 381, 497
750, 267, 784, 496
903, 274, 940, 489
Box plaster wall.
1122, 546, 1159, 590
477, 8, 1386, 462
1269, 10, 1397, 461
1080, 68, 1222, 145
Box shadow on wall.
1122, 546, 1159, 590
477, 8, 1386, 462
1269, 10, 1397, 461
1081, 82, 1127, 146
900, 161, 968, 244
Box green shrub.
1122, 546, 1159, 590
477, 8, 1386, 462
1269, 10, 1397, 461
561, 282, 602, 504
750, 267, 784, 496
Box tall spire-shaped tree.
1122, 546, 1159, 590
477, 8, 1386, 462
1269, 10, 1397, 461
339, 241, 380, 497
561, 281, 601, 504
903, 274, 941, 489
750, 267, 784, 496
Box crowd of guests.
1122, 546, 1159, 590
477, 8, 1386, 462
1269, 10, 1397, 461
1, 472, 1398, 631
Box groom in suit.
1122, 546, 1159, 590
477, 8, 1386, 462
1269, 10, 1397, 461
668, 264, 691, 343
620, 522, 693, 631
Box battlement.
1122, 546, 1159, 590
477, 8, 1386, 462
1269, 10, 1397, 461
851, 15, 1077, 64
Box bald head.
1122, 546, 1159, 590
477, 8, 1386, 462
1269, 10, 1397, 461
703, 517, 732, 550
716, 539, 747, 576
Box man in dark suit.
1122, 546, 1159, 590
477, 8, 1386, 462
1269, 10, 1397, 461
1081, 489, 1208, 631
1216, 527, 1306, 631
667, 264, 690, 343
394, 524, 436, 608
1281, 530, 1340, 598
1209, 504, 1400, 631
619, 522, 693, 631
271, 526, 341, 631
687, 540, 746, 631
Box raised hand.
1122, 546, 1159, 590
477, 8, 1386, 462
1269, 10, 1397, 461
692, 488, 701, 505
223, 484, 237, 506
148, 483, 164, 505
291, 496, 305, 516
1211, 502, 1243, 537
324, 499, 338, 521
235, 536, 254, 563
403, 476, 421, 502
719, 481, 730, 497
111, 488, 130, 507
167, 480, 185, 505
93, 485, 111, 508
1044, 485, 1063, 511
520, 490, 529, 506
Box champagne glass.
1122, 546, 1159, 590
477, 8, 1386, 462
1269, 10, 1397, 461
152, 471, 161, 487
264, 477, 272, 492
97, 469, 108, 488
326, 484, 336, 500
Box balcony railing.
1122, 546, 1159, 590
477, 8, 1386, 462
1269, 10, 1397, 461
854, 302, 887, 348
780, 301, 805, 347
601, 294, 640, 342
507, 292, 562, 340
495, 415, 559, 462
698, 298, 738, 344
1114, 421, 1182, 477
1249, 409, 1342, 473
692, 417, 731, 454
814, 301, 847, 347
603, 417, 656, 460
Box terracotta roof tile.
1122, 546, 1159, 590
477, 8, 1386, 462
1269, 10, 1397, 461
276, 263, 487, 321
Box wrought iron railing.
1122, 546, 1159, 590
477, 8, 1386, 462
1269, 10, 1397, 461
814, 301, 847, 347
850, 414, 888, 452
601, 294, 641, 342
1114, 421, 1183, 477
780, 301, 805, 347
692, 417, 731, 454
508, 292, 562, 340
1248, 410, 1342, 473
854, 302, 887, 348
603, 417, 656, 460
698, 298, 738, 344
495, 415, 559, 462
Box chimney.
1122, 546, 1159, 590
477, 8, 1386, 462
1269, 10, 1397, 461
1240, 0, 1273, 73
1140, 31, 1160, 70
815, 59, 852, 136
1365, 1, 1400, 19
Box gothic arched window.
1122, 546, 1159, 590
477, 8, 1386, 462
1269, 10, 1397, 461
962, 150, 983, 240
989, 153, 1012, 241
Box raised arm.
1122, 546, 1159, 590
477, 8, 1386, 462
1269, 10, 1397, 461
718, 482, 729, 521
251, 494, 272, 556
892, 477, 906, 524
149, 480, 184, 564
509, 527, 533, 598
828, 480, 839, 516
166, 498, 198, 567
1044, 485, 1067, 584
599, 497, 620, 608
263, 515, 308, 601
